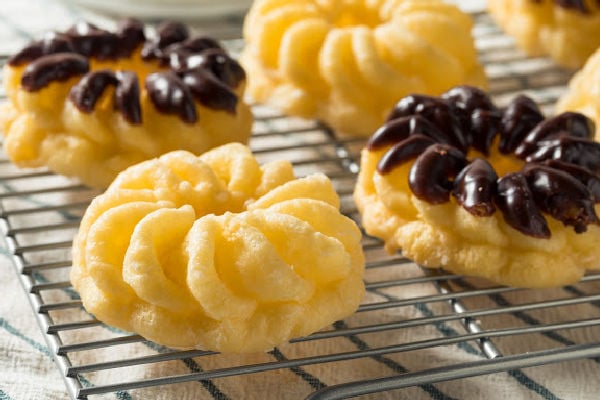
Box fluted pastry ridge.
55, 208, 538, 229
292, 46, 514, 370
71, 143, 365, 352
488, 0, 600, 69
241, 0, 486, 136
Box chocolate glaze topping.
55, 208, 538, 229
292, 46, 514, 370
68, 70, 142, 124
531, 0, 600, 14
526, 134, 600, 173
9, 19, 245, 124
21, 53, 89, 91
368, 116, 447, 151
182, 68, 238, 113
453, 158, 498, 217
142, 21, 190, 57
514, 111, 594, 157
10, 19, 145, 65
8, 32, 75, 66
66, 22, 121, 60
495, 173, 551, 238
373, 85, 600, 237
387, 95, 467, 151
543, 159, 600, 201
499, 95, 544, 154
377, 134, 435, 174
408, 144, 467, 204
146, 71, 197, 123
468, 109, 502, 156
523, 164, 599, 233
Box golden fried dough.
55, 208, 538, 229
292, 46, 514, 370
556, 47, 600, 140
241, 0, 486, 136
72, 143, 365, 352
488, 0, 600, 69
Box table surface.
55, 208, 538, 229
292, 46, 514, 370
1, 1, 600, 399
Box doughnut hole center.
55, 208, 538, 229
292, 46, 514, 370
330, 4, 381, 28
89, 50, 166, 83
467, 142, 525, 178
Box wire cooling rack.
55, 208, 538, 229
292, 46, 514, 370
2, 10, 600, 400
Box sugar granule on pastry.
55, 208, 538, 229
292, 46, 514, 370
354, 85, 600, 288
556, 46, 600, 140
241, 0, 487, 137
71, 143, 365, 353
488, 0, 600, 69
0, 19, 253, 188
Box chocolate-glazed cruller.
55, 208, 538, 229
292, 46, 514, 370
0, 19, 252, 188
71, 143, 365, 353
354, 85, 600, 288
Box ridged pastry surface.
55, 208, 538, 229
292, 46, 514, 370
488, 0, 600, 69
241, 0, 487, 136
71, 143, 365, 353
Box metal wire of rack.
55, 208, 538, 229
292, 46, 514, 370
1, 10, 600, 400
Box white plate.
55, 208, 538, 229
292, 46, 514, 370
59, 0, 253, 20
